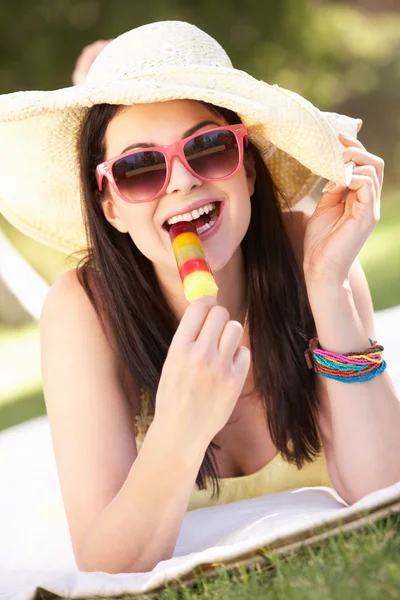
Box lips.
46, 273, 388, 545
162, 199, 223, 231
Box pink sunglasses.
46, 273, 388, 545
96, 124, 248, 203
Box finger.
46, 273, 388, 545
344, 174, 379, 224
72, 70, 86, 85
347, 173, 376, 201
321, 179, 347, 199
72, 48, 93, 85
322, 161, 380, 202
342, 147, 384, 189
86, 40, 111, 61
195, 304, 231, 351
218, 320, 244, 362
338, 132, 366, 150
74, 44, 95, 72
232, 345, 251, 378
76, 40, 109, 65
72, 40, 111, 85
351, 164, 380, 199
171, 296, 217, 347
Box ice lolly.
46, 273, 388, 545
169, 220, 219, 303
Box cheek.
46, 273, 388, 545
224, 172, 252, 232
119, 204, 164, 259
228, 169, 253, 209
117, 199, 151, 232
236, 164, 253, 193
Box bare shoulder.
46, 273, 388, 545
40, 267, 120, 387
40, 268, 139, 559
40, 267, 101, 328
41, 268, 140, 395
41, 267, 107, 336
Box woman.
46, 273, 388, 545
0, 21, 398, 575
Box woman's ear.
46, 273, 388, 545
244, 151, 256, 196
101, 197, 129, 233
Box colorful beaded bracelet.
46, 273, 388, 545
304, 337, 387, 383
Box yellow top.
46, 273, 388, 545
134, 385, 332, 512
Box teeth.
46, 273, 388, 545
167, 202, 216, 225
196, 212, 218, 234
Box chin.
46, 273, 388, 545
206, 239, 244, 277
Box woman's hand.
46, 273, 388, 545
303, 133, 384, 287
72, 39, 111, 85
154, 297, 251, 447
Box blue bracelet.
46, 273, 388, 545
305, 337, 387, 383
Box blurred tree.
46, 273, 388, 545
323, 0, 399, 11
0, 0, 398, 183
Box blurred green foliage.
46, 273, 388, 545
0, 0, 399, 183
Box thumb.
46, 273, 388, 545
319, 180, 347, 206
322, 180, 347, 195
197, 295, 218, 308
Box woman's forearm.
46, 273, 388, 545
77, 417, 208, 573
306, 279, 400, 503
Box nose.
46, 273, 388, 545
165, 155, 203, 195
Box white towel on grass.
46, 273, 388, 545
0, 306, 399, 600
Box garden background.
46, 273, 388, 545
0, 2, 399, 596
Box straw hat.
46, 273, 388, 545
0, 20, 362, 256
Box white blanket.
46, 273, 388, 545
1, 305, 399, 599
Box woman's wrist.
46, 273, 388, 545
304, 274, 369, 354
305, 273, 354, 320
303, 264, 351, 296
150, 413, 210, 470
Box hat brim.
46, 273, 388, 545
0, 67, 362, 255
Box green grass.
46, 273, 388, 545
160, 516, 400, 600
161, 515, 400, 599
74, 514, 399, 599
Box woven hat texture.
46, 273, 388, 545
0, 20, 362, 255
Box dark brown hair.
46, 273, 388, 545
75, 101, 320, 499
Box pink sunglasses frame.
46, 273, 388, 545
95, 124, 248, 203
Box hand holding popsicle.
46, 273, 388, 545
153, 222, 250, 444
154, 295, 251, 446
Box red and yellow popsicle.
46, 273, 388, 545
169, 220, 219, 302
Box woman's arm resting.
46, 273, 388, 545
41, 269, 207, 574
307, 259, 400, 505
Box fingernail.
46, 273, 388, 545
198, 295, 217, 306
322, 181, 338, 193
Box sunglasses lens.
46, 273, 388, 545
184, 129, 239, 180
112, 150, 166, 201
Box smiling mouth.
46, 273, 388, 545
163, 201, 222, 233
